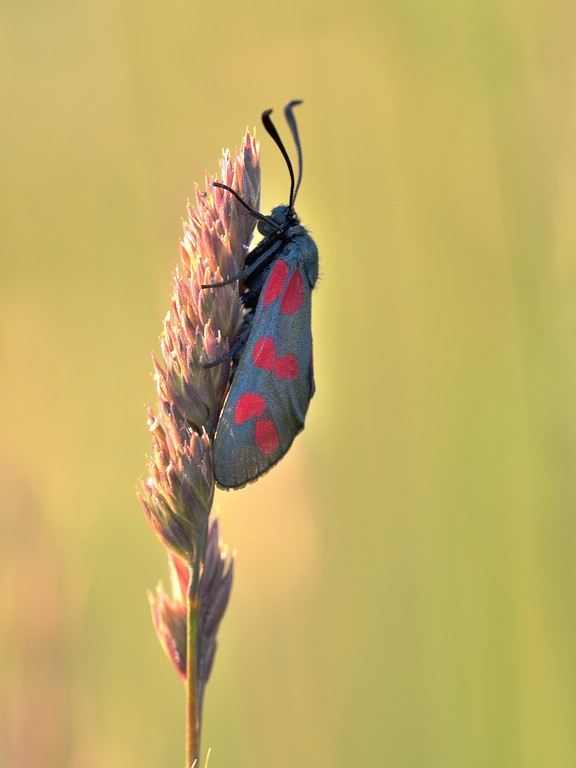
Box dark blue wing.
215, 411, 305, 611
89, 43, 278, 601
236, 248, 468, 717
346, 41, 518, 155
213, 241, 315, 489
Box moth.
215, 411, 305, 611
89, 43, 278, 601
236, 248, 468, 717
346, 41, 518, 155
204, 101, 319, 489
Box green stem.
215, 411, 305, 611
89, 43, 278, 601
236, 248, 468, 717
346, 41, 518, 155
186, 530, 207, 768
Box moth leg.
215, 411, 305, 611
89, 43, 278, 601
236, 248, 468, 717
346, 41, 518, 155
201, 239, 283, 289
203, 324, 251, 369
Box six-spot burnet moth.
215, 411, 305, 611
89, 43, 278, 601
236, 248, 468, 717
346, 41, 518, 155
202, 100, 319, 489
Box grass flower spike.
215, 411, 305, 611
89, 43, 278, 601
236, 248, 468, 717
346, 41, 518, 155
139, 131, 260, 768
148, 518, 234, 712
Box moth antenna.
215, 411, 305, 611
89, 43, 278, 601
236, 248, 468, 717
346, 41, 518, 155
284, 100, 303, 203
262, 108, 297, 209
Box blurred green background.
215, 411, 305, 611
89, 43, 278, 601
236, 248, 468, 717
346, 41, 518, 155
2, 1, 576, 766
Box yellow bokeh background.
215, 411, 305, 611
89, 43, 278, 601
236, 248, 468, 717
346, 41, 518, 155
2, 1, 576, 766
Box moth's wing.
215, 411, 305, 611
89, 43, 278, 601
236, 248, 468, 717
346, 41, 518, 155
213, 253, 314, 489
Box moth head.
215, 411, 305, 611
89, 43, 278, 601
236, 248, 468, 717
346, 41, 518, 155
257, 205, 299, 236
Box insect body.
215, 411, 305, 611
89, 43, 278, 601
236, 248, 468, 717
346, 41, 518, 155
204, 101, 319, 489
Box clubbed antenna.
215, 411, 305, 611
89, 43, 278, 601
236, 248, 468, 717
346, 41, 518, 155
284, 100, 304, 202
262, 106, 297, 208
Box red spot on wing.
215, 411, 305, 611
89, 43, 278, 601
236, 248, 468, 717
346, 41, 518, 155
252, 337, 276, 370
253, 336, 299, 380
264, 260, 289, 306
273, 354, 298, 380
281, 270, 305, 315
235, 393, 266, 424
255, 418, 280, 454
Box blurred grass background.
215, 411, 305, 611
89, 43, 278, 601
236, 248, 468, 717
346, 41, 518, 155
1, 0, 576, 766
